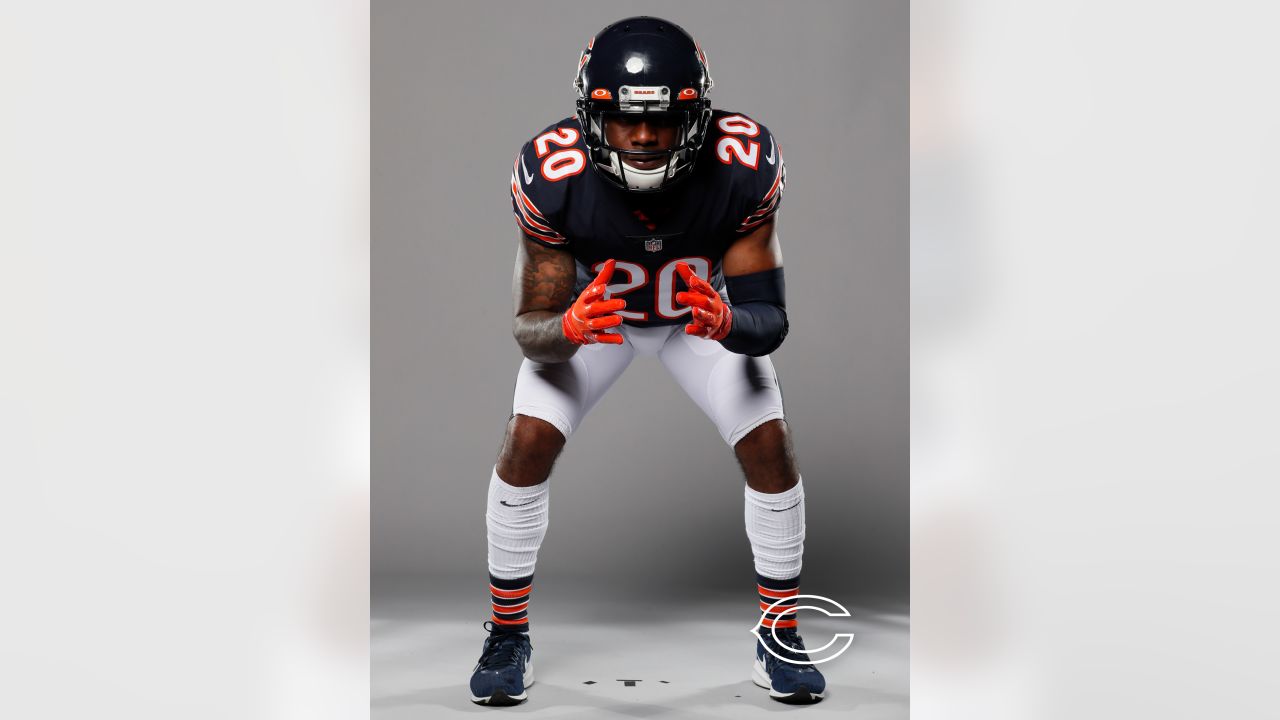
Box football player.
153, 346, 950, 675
469, 16, 826, 706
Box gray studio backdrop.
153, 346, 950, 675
373, 0, 907, 603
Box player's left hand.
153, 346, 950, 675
674, 261, 732, 341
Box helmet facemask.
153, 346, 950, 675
577, 108, 711, 191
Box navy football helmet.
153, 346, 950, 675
574, 17, 714, 192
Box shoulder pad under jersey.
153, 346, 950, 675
705, 110, 787, 234
509, 118, 590, 248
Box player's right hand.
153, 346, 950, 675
561, 259, 627, 345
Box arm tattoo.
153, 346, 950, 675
512, 234, 580, 363
515, 237, 576, 314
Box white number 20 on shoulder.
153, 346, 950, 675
715, 115, 760, 169
533, 128, 587, 182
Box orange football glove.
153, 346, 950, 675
562, 259, 627, 345
674, 261, 732, 340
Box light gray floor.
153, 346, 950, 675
373, 578, 909, 719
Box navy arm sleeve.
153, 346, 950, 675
721, 267, 788, 357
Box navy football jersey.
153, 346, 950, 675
509, 110, 786, 327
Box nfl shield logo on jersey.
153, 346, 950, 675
644, 237, 663, 252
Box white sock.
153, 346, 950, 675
744, 478, 805, 580
486, 466, 549, 579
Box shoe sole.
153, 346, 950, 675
470, 661, 535, 706
752, 659, 825, 704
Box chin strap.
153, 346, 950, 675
608, 152, 671, 190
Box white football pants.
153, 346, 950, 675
512, 324, 785, 446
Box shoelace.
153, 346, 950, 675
477, 630, 528, 671
760, 628, 812, 667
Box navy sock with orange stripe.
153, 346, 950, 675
757, 574, 800, 631
489, 574, 533, 634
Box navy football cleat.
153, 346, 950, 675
752, 626, 826, 704
469, 623, 534, 706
